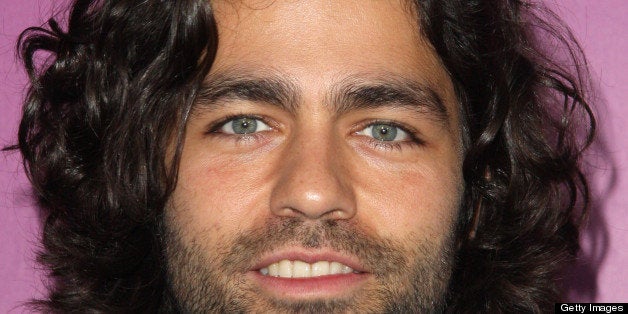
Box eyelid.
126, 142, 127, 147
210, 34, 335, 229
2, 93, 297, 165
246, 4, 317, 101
354, 120, 423, 144
207, 114, 274, 134
222, 118, 271, 134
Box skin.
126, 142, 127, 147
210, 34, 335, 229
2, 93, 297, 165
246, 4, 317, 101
166, 0, 464, 312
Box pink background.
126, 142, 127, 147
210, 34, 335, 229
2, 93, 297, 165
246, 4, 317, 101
1, 0, 626, 311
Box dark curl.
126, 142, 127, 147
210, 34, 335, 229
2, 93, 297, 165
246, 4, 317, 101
15, 0, 594, 312
414, 0, 595, 312
17, 0, 216, 311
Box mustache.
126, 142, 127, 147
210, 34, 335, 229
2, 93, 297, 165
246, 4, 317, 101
219, 217, 410, 277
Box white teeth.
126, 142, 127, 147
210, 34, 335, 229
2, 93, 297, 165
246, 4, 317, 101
268, 263, 279, 276
259, 259, 355, 278
330, 261, 343, 275
292, 260, 311, 278
279, 260, 293, 278
341, 265, 353, 274
311, 261, 330, 277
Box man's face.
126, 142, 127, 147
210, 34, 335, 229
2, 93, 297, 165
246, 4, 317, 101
166, 0, 464, 312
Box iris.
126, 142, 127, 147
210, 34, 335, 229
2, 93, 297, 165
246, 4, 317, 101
371, 124, 398, 141
231, 117, 258, 134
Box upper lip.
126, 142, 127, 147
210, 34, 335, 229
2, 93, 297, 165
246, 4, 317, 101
250, 247, 368, 273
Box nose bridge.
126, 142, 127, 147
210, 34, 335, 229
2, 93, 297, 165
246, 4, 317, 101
270, 127, 356, 220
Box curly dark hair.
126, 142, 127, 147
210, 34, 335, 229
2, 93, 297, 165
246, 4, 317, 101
14, 0, 595, 312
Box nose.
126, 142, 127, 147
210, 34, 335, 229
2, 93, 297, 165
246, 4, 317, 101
269, 131, 356, 221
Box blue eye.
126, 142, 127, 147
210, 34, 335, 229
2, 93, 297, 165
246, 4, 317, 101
370, 124, 397, 141
358, 123, 409, 142
220, 117, 271, 134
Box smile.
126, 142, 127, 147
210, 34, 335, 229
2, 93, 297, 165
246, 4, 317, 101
259, 260, 357, 278
248, 248, 370, 298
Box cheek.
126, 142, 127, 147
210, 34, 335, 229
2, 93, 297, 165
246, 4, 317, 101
170, 150, 274, 239
354, 155, 463, 242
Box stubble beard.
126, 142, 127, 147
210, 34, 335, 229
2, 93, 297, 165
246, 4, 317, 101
162, 217, 455, 313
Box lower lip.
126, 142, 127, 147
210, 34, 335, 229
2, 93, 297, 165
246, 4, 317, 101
248, 271, 370, 299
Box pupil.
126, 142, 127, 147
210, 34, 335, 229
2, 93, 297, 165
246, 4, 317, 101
233, 118, 257, 134
371, 124, 396, 141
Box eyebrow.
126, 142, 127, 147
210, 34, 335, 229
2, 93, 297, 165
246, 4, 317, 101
329, 76, 449, 124
194, 73, 300, 114
193, 71, 449, 125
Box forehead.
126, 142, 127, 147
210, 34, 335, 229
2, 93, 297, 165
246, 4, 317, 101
209, 0, 457, 119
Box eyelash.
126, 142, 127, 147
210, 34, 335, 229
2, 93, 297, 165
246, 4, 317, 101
207, 114, 273, 142
358, 120, 423, 152
207, 115, 424, 151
